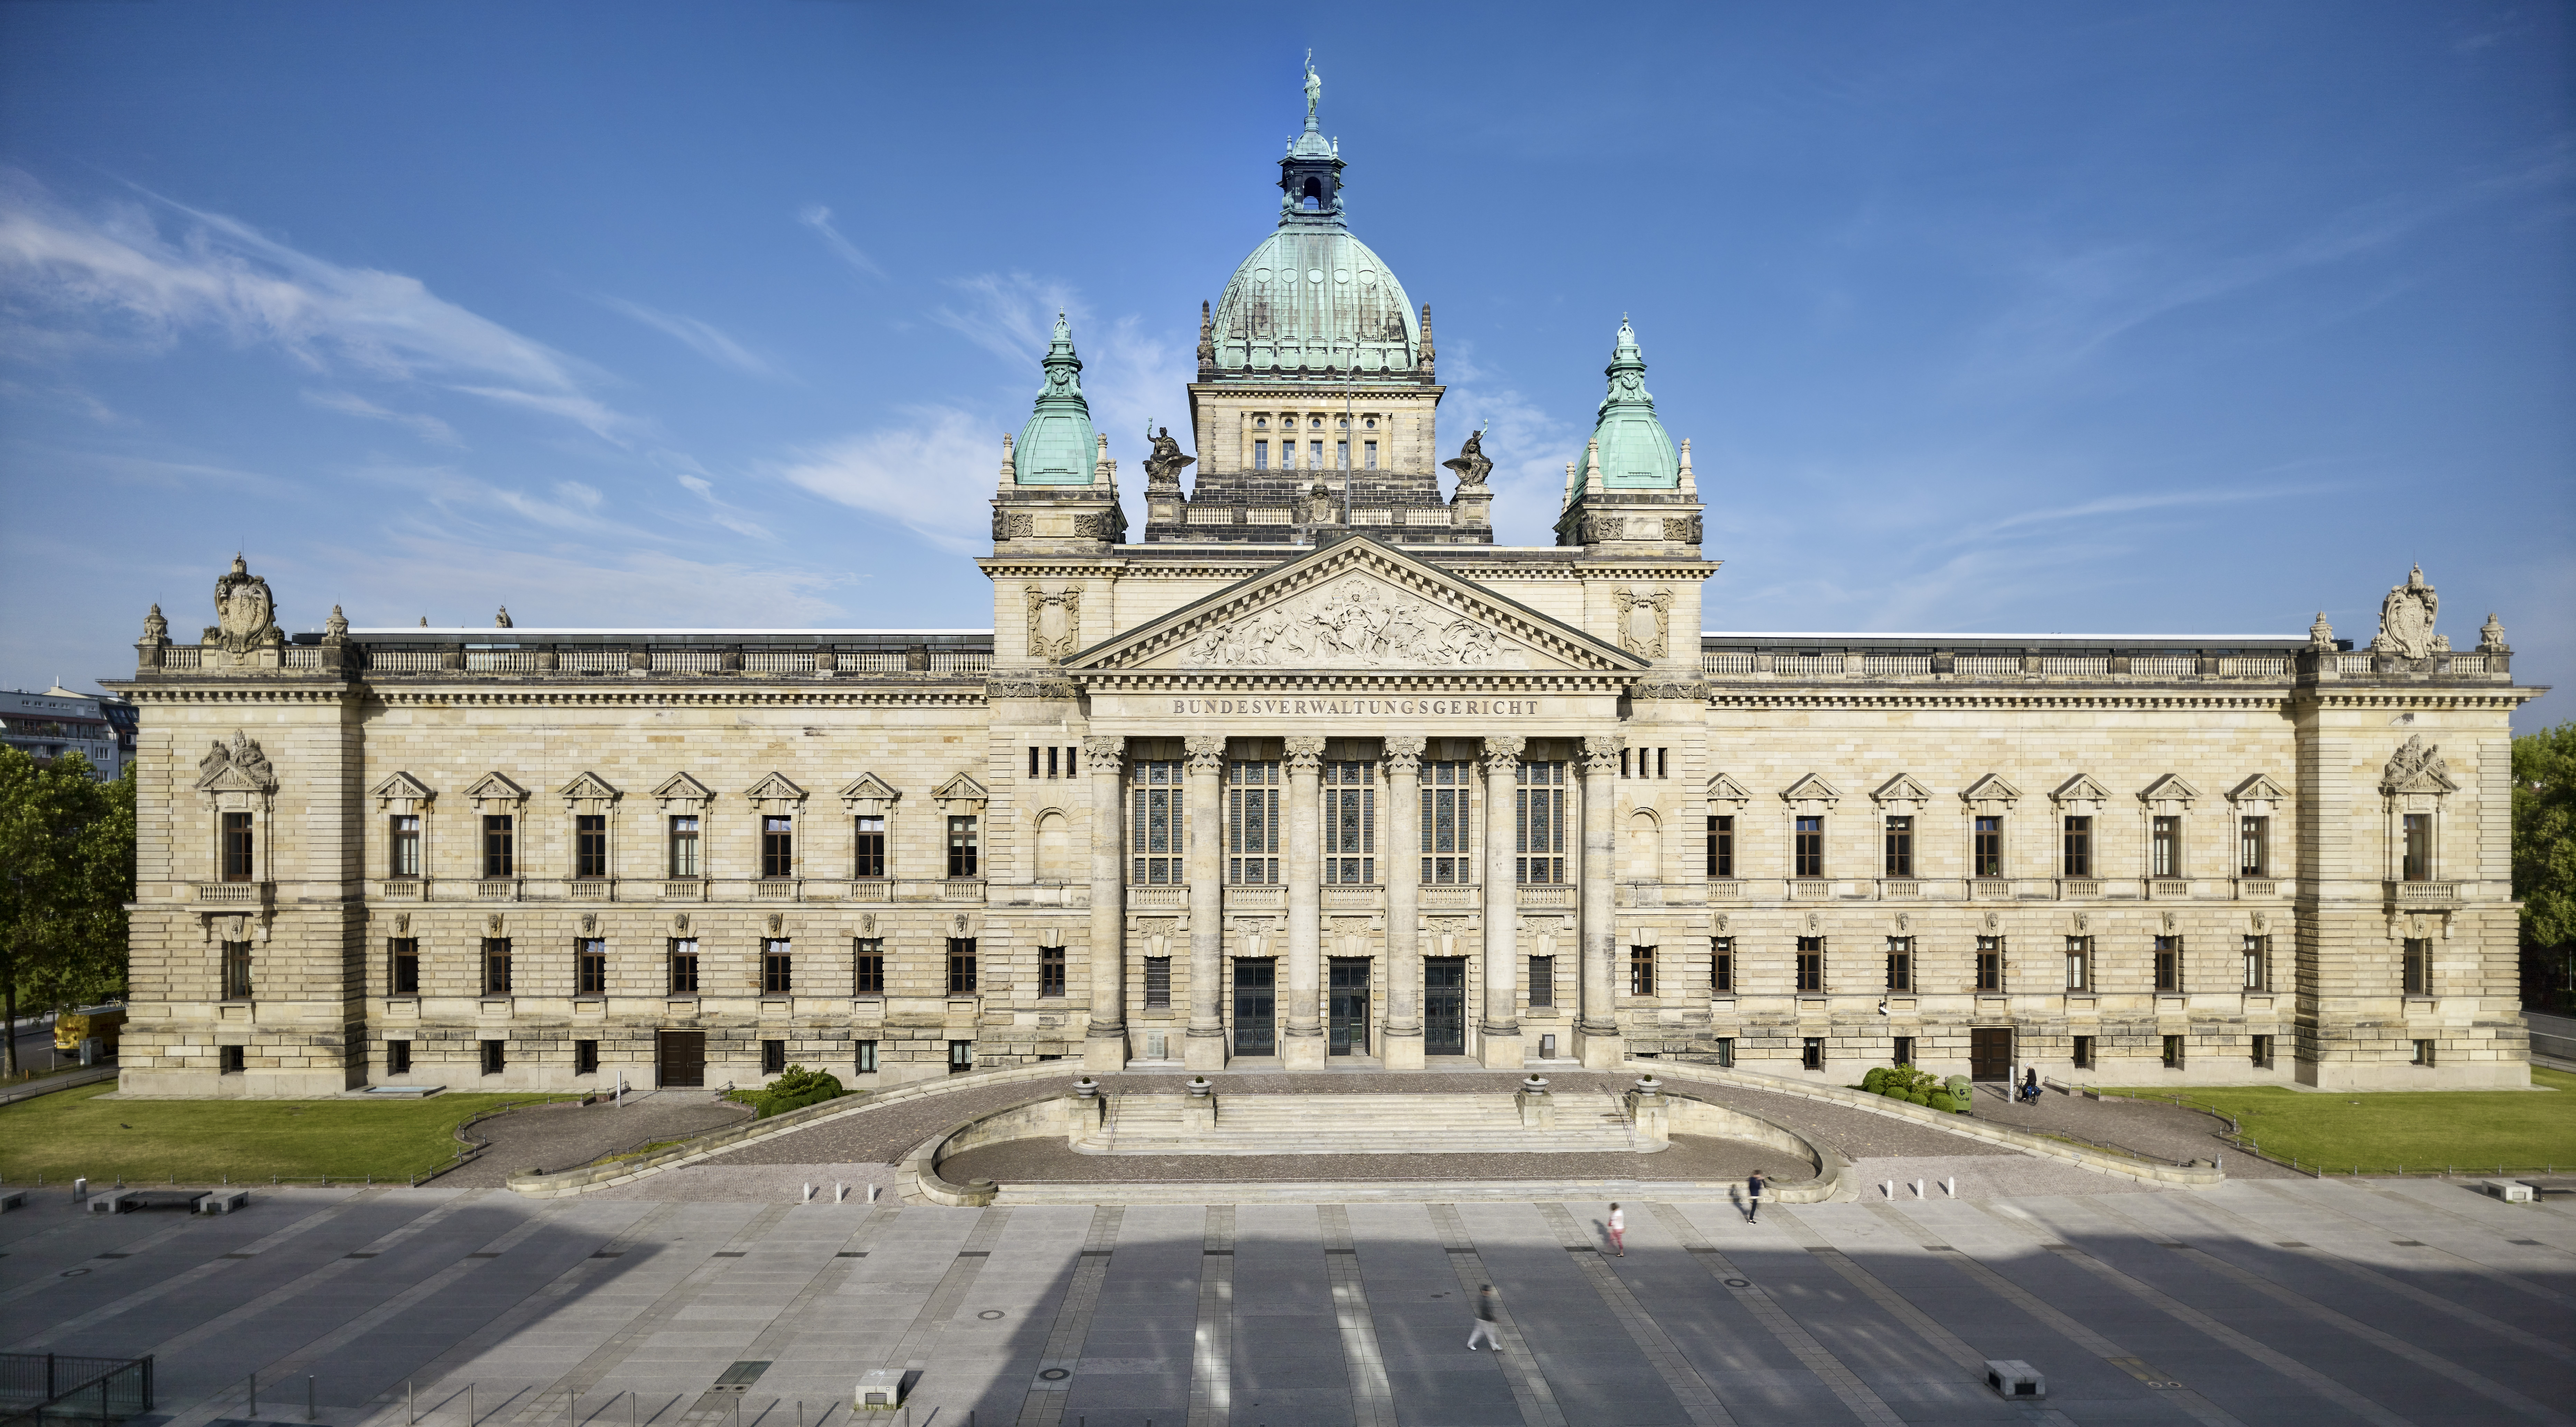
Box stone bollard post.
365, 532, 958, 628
1182, 1076, 1216, 1136
1624, 1075, 1670, 1150
1515, 1075, 1554, 1130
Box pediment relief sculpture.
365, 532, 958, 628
2228, 772, 2291, 806
1181, 573, 1517, 670
557, 771, 622, 810
2379, 735, 2458, 797
840, 773, 901, 815
1871, 772, 1931, 807
744, 771, 808, 807
1614, 586, 1671, 658
1025, 585, 1082, 662
652, 772, 715, 812
1706, 772, 1752, 809
2373, 565, 2444, 659
372, 771, 435, 812
196, 730, 278, 794
1961, 773, 2022, 808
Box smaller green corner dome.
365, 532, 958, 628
1014, 314, 1098, 485
1589, 319, 1679, 489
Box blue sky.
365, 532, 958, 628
2, 3, 2568, 728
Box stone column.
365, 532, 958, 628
1478, 735, 1525, 1069
1283, 735, 1328, 1068
1381, 735, 1426, 1069
1577, 734, 1626, 1067
1184, 735, 1228, 1071
1082, 736, 1129, 1071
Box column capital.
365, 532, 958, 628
1384, 734, 1425, 775
1284, 735, 1326, 772
1082, 736, 1127, 773
1581, 734, 1625, 773
1183, 735, 1227, 772
1479, 735, 1525, 774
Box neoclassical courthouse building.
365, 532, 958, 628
111, 83, 2539, 1098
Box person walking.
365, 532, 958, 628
1467, 1284, 1504, 1351
1746, 1170, 1767, 1223
1607, 1202, 1626, 1256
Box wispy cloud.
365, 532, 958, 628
302, 389, 461, 446
1439, 344, 1587, 545
799, 204, 887, 281
932, 271, 1077, 367
598, 296, 779, 378
770, 405, 998, 554
1988, 482, 2324, 532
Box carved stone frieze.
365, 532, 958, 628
1182, 574, 1507, 669
2380, 735, 2458, 797
986, 677, 1077, 701
1082, 737, 1128, 773
196, 730, 278, 794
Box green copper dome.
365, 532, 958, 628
1013, 314, 1097, 485
1587, 319, 1679, 488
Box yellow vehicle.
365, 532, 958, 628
54, 1004, 124, 1056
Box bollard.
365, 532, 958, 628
74, 1177, 87, 1202
1913, 1179, 1925, 1198
868, 1184, 880, 1204
631, 1391, 637, 1427
470, 1382, 476, 1426
1882, 1180, 1894, 1199
835, 1183, 848, 1204
307, 1373, 316, 1422
1945, 1177, 1957, 1197
803, 1183, 815, 1203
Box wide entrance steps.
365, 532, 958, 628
1084, 1091, 1645, 1156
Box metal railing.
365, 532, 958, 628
0, 1352, 153, 1427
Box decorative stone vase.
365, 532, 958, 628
1187, 1075, 1212, 1098
1072, 1076, 1099, 1100
1521, 1075, 1550, 1093
1635, 1075, 1662, 1094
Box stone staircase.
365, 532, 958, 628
1087, 1091, 1644, 1156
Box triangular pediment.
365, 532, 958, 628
2139, 773, 2201, 805
2379, 736, 2459, 796
2229, 772, 2291, 804
557, 770, 621, 803
744, 771, 807, 803
462, 770, 527, 803
1871, 772, 1932, 805
1960, 773, 2022, 805
1062, 537, 1646, 677
2052, 772, 2112, 804
1706, 772, 1752, 806
371, 771, 435, 805
839, 773, 900, 804
1780, 773, 1843, 806
932, 772, 990, 806
652, 771, 714, 804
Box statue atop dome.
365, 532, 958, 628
1303, 52, 1321, 124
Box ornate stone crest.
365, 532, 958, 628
2379, 735, 2459, 797
195, 730, 278, 793
1025, 586, 1082, 662
1614, 587, 1672, 658
1181, 574, 1506, 669
208, 555, 280, 655
2373, 565, 2441, 659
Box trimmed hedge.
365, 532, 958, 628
737, 1065, 847, 1120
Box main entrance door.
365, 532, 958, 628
657, 1031, 705, 1088
1424, 956, 1467, 1056
1233, 958, 1276, 1057
1328, 958, 1370, 1056
1970, 1027, 2013, 1081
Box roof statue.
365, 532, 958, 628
1012, 313, 1099, 485
1304, 52, 1321, 124
1142, 425, 1195, 486
2373, 565, 2441, 659
1443, 428, 1493, 488
208, 554, 280, 654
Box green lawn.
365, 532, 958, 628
0, 1084, 577, 1184
2101, 1067, 2576, 1174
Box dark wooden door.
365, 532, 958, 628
1328, 958, 1370, 1056
1424, 957, 1467, 1055
1970, 1027, 2013, 1081
1232, 958, 1275, 1056
657, 1031, 706, 1088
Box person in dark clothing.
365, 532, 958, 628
2020, 1068, 2042, 1104
1467, 1283, 1503, 1351
1746, 1170, 1766, 1223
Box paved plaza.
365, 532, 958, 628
6, 1167, 2571, 1427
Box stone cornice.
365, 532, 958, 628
1706, 690, 2298, 712
362, 688, 987, 709
2293, 688, 2543, 711
109, 684, 362, 707
1075, 670, 1635, 694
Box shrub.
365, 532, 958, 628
1904, 1089, 1930, 1106
1926, 1091, 1959, 1113
1862, 1068, 1890, 1094
747, 1065, 845, 1119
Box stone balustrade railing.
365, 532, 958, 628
133, 638, 995, 679
1697, 642, 2507, 683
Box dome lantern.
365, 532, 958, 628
1586, 319, 1679, 489
1012, 313, 1099, 485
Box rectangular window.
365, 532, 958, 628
2240, 816, 2269, 878
390, 938, 419, 996
2062, 816, 2091, 877
1229, 759, 1282, 884
1310, 439, 1324, 468
482, 815, 515, 879
1324, 760, 1375, 884
1706, 815, 1733, 878
947, 816, 979, 878
855, 1039, 879, 1075
947, 937, 978, 995
571, 815, 607, 879
2072, 1035, 2094, 1069
2402, 937, 2430, 995
2412, 1038, 2435, 1067
2065, 936, 2091, 991
1886, 937, 1913, 992
667, 938, 700, 994
854, 938, 884, 996
1515, 761, 1567, 884
481, 1039, 507, 1076
2162, 1035, 2184, 1069
1040, 945, 1067, 997
1254, 438, 1269, 469
1796, 937, 1823, 992
761, 1039, 787, 1076
1883, 816, 1913, 877
1712, 937, 1734, 993
1714, 1037, 1736, 1068
577, 938, 607, 996
387, 1040, 412, 1075
1336, 439, 1349, 469
948, 1039, 974, 1074
669, 815, 701, 878
1422, 760, 1474, 884
2242, 936, 2268, 992
853, 815, 886, 879
575, 1040, 599, 1075
219, 1044, 245, 1074
1621, 748, 1633, 778
762, 939, 793, 994
1364, 439, 1378, 469
1030, 746, 1041, 778
1802, 1036, 1824, 1071
2401, 814, 2432, 881
1893, 1035, 1915, 1067
2154, 936, 2181, 993
223, 811, 255, 881
1527, 955, 1554, 1007
1794, 816, 1825, 878
222, 939, 253, 1000
1976, 936, 2003, 992
1973, 816, 2003, 879
1629, 946, 1657, 997
391, 815, 421, 878
1144, 956, 1172, 1008
1133, 758, 1184, 884
762, 816, 794, 879
482, 938, 513, 995
2152, 816, 2182, 879
2250, 1034, 2272, 1068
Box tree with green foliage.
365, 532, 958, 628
0, 749, 135, 1076
2515, 722, 2576, 1012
